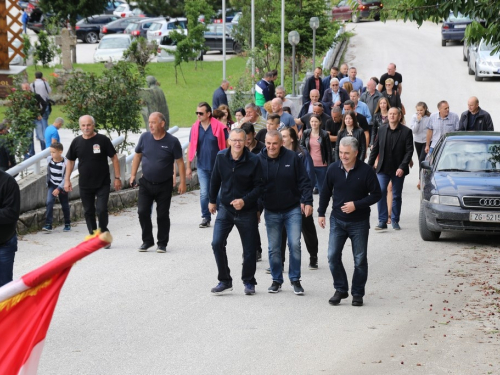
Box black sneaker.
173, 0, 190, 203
313, 187, 319, 195
329, 291, 349, 305
352, 295, 364, 306
199, 218, 211, 228
211, 282, 233, 295
138, 243, 154, 252
374, 222, 387, 230
156, 245, 166, 253
257, 251, 262, 262
63, 224, 71, 232
309, 257, 318, 270
244, 284, 255, 295
291, 280, 304, 295
268, 281, 282, 293
42, 224, 52, 232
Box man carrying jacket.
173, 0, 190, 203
209, 128, 264, 295
260, 130, 313, 295
458, 97, 494, 131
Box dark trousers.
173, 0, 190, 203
280, 213, 319, 261
0, 234, 17, 287
137, 177, 173, 247
79, 184, 111, 235
414, 141, 426, 173
46, 185, 71, 225
212, 206, 258, 285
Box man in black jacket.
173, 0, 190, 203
260, 130, 313, 295
209, 128, 264, 296
0, 121, 16, 172
458, 97, 494, 131
368, 107, 413, 230
0, 170, 20, 287
302, 67, 324, 104
212, 80, 229, 110
318, 137, 381, 306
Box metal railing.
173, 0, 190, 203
125, 126, 179, 174
7, 135, 125, 179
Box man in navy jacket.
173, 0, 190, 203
259, 130, 313, 295
212, 80, 229, 110
318, 137, 381, 307
209, 128, 264, 296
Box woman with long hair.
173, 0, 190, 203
300, 114, 331, 194
371, 96, 391, 145
217, 104, 234, 128
410, 101, 431, 190
335, 111, 366, 161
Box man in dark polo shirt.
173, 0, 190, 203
324, 106, 343, 157
378, 63, 403, 95
130, 112, 186, 253
295, 102, 331, 138
65, 115, 122, 244
0, 169, 20, 287
318, 137, 381, 307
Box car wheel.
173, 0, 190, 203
474, 66, 483, 81
419, 205, 441, 241
441, 39, 446, 47
468, 60, 474, 75
463, 51, 467, 61
374, 15, 380, 21
351, 12, 359, 23
85, 32, 99, 44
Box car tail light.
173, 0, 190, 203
157, 47, 161, 53
158, 31, 161, 36
102, 27, 108, 33
380, 3, 383, 7
140, 14, 145, 17
443, 25, 449, 29
132, 30, 140, 36
75, 26, 80, 30
121, 13, 126, 17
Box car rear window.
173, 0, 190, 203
99, 37, 130, 49
437, 140, 500, 171
149, 22, 163, 31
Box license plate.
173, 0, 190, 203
470, 212, 500, 223
454, 25, 467, 29
369, 6, 379, 9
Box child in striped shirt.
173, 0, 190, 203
43, 142, 71, 232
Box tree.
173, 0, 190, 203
135, 0, 184, 18
3, 83, 39, 165
380, 0, 500, 52
39, 0, 107, 27
63, 62, 145, 153
123, 37, 158, 77
232, 0, 338, 72
33, 30, 60, 67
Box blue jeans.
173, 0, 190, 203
0, 234, 17, 287
265, 205, 302, 284
314, 166, 327, 194
46, 185, 71, 226
327, 216, 369, 296
198, 168, 212, 220
376, 172, 405, 224
35, 118, 47, 151
212, 205, 258, 285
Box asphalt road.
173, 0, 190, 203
16, 20, 500, 375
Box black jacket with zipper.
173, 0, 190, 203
209, 147, 264, 214
300, 129, 332, 166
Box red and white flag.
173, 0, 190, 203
0, 232, 112, 375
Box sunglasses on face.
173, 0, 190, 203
195, 112, 206, 116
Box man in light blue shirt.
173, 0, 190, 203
343, 90, 372, 124
339, 67, 363, 93
44, 117, 64, 147
425, 101, 460, 154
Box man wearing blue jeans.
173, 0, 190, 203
368, 107, 414, 230
0, 170, 20, 287
209, 128, 264, 295
259, 130, 313, 295
186, 102, 228, 228
318, 137, 381, 306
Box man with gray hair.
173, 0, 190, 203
236, 103, 267, 132
65, 115, 122, 243
322, 77, 349, 112
44, 117, 64, 146
275, 85, 298, 118
212, 80, 230, 109
318, 137, 381, 307
209, 128, 264, 295
360, 78, 382, 125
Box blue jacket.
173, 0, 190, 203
212, 86, 228, 110
259, 146, 313, 212
209, 147, 264, 214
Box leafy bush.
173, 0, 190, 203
33, 30, 60, 67
123, 37, 158, 76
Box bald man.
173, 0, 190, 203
458, 96, 494, 131
65, 115, 121, 243
378, 63, 403, 95
298, 89, 322, 118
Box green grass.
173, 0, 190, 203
0, 58, 248, 128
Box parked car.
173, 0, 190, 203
332, 0, 382, 23
467, 39, 500, 81
130, 8, 161, 18
156, 34, 203, 63
124, 18, 163, 38
104, 0, 125, 14
419, 132, 500, 241
441, 11, 472, 47
75, 15, 118, 43
93, 34, 132, 63
99, 16, 141, 39
204, 23, 241, 53
146, 17, 187, 44
113, 2, 137, 18
231, 12, 242, 24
